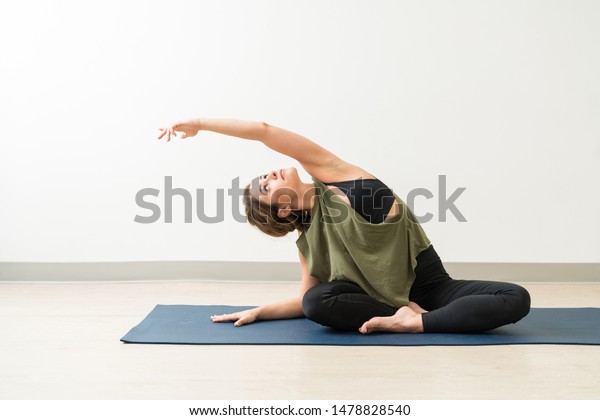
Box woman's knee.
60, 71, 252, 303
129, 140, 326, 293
301, 284, 331, 324
507, 284, 531, 322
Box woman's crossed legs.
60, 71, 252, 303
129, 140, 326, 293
301, 245, 531, 333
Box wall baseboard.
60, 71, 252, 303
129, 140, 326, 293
0, 261, 599, 283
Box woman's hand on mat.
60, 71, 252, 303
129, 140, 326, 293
157, 119, 201, 142
210, 308, 259, 327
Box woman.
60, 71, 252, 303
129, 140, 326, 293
157, 118, 531, 334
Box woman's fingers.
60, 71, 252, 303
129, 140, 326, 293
157, 127, 170, 141
210, 313, 239, 323
210, 312, 255, 327
160, 127, 174, 142
234, 319, 245, 327
157, 124, 188, 141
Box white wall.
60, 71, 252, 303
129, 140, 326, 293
0, 0, 598, 263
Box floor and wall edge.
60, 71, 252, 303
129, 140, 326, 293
1, 261, 599, 283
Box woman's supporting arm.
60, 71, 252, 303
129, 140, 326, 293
256, 297, 304, 320
210, 297, 303, 327
211, 251, 319, 327
247, 250, 320, 323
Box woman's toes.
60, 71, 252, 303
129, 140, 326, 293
359, 317, 382, 334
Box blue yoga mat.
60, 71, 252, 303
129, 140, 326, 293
120, 305, 600, 346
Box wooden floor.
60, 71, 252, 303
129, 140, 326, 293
0, 280, 598, 400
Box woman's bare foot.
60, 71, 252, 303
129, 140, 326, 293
359, 306, 424, 334
408, 301, 428, 314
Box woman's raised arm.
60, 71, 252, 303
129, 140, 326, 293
158, 118, 350, 176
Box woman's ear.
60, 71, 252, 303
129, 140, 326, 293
277, 204, 293, 219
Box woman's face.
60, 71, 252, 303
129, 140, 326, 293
251, 166, 301, 207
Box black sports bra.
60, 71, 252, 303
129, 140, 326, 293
324, 178, 395, 224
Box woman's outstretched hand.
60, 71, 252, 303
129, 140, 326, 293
210, 308, 260, 327
157, 118, 201, 142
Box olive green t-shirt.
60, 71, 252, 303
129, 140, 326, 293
296, 176, 432, 308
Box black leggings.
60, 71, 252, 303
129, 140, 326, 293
302, 244, 531, 333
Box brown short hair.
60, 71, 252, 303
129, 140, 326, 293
243, 183, 311, 237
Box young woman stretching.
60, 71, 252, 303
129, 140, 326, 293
157, 118, 531, 334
